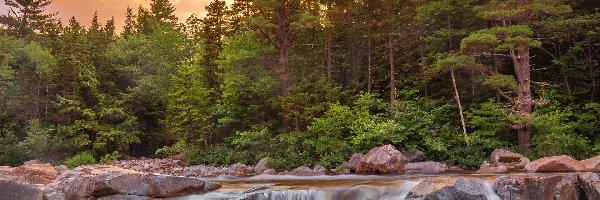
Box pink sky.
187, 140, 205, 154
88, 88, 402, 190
0, 0, 232, 31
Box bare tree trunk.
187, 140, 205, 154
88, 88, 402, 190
510, 47, 533, 150
451, 70, 469, 145
367, 17, 372, 93
385, 0, 396, 101
277, 0, 291, 128
326, 27, 332, 81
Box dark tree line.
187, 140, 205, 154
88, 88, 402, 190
0, 0, 598, 169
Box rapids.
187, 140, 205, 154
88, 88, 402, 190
173, 174, 503, 200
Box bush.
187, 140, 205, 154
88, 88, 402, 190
64, 151, 96, 168
185, 144, 236, 167
100, 151, 121, 163
0, 132, 28, 166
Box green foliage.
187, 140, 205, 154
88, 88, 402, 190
100, 151, 121, 163
64, 151, 97, 168
0, 131, 28, 166
185, 144, 236, 167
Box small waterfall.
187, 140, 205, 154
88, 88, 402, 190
484, 181, 500, 200
248, 189, 333, 200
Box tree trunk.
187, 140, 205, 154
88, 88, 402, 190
451, 70, 469, 145
277, 0, 290, 97
510, 47, 533, 150
277, 0, 291, 128
367, 14, 373, 93
325, 2, 332, 82
385, 0, 396, 101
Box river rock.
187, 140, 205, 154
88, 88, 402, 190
477, 161, 508, 173
493, 174, 580, 200
578, 172, 600, 200
356, 145, 407, 174
491, 149, 530, 169
11, 163, 59, 184
51, 165, 220, 199
342, 153, 364, 171
405, 177, 488, 200
0, 166, 14, 174
254, 158, 270, 174
96, 195, 150, 200
403, 149, 426, 163
0, 177, 48, 200
225, 163, 251, 176
525, 155, 585, 173
405, 162, 447, 174
581, 155, 600, 172
290, 166, 324, 176
181, 165, 223, 177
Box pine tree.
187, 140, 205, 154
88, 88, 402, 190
122, 7, 136, 38
0, 0, 56, 37
461, 0, 572, 150
150, 0, 178, 25
202, 0, 229, 90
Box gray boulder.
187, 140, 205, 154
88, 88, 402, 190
356, 145, 407, 174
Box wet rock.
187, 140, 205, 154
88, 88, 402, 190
356, 145, 407, 174
51, 165, 220, 199
11, 163, 59, 184
181, 165, 223, 177
261, 169, 277, 175
405, 162, 447, 174
493, 176, 527, 200
525, 155, 585, 173
342, 153, 364, 171
290, 166, 324, 176
0, 177, 47, 200
313, 165, 326, 173
338, 185, 381, 200
225, 163, 251, 176
581, 155, 600, 172
490, 149, 530, 169
254, 158, 270, 174
403, 149, 426, 163
112, 158, 185, 175
477, 161, 508, 173
96, 195, 150, 200
492, 174, 580, 200
578, 172, 600, 200
405, 177, 488, 200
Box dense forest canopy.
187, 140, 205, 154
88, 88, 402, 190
0, 0, 598, 170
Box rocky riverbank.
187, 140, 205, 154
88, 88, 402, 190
4, 144, 600, 199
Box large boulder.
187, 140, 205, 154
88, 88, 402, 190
11, 163, 59, 184
0, 177, 48, 200
578, 172, 600, 200
254, 158, 270, 174
290, 166, 324, 176
356, 145, 407, 174
581, 155, 600, 172
525, 155, 585, 173
51, 165, 220, 199
403, 149, 426, 163
493, 174, 580, 200
404, 162, 447, 174
490, 149, 530, 169
405, 177, 488, 200
224, 163, 251, 176
341, 153, 364, 171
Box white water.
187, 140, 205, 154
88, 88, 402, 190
173, 174, 508, 200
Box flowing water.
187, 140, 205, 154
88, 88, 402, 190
173, 174, 503, 200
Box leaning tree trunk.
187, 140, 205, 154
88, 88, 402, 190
451, 70, 469, 145
510, 47, 533, 150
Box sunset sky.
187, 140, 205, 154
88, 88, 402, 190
0, 0, 232, 31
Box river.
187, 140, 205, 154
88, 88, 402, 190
173, 174, 504, 200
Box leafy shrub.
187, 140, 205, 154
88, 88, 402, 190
100, 151, 121, 163
185, 144, 236, 167
64, 151, 96, 168
0, 132, 28, 166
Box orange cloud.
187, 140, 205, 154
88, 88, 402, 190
1, 0, 232, 31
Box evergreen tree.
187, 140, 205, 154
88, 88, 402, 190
122, 7, 136, 38
0, 0, 55, 37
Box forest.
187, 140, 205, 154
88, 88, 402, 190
0, 0, 598, 170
